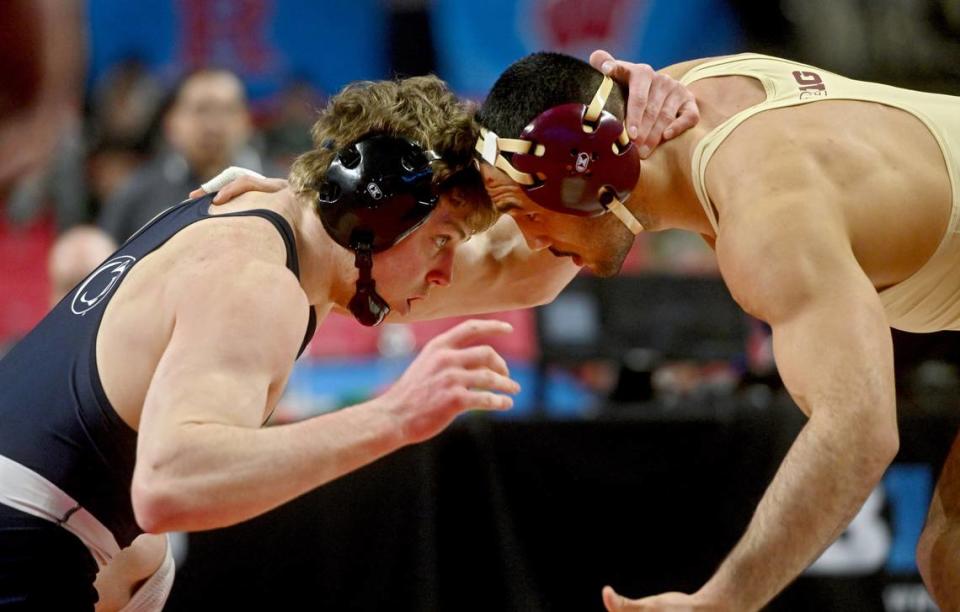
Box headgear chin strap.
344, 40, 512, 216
475, 75, 644, 235
318, 134, 440, 326
347, 249, 390, 327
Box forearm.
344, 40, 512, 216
392, 216, 578, 322
133, 398, 405, 533
700, 413, 897, 610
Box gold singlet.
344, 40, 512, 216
682, 53, 960, 333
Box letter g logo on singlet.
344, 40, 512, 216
70, 255, 137, 316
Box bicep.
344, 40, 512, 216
718, 215, 895, 422
138, 265, 307, 445
769, 284, 894, 421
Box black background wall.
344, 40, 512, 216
166, 397, 958, 611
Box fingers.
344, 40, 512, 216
633, 80, 670, 158
590, 50, 656, 143
200, 166, 266, 194
637, 86, 686, 156
211, 176, 288, 204
663, 98, 701, 141
603, 585, 629, 611
211, 176, 261, 204
589, 49, 616, 73
655, 89, 686, 138
460, 389, 514, 411
589, 48, 701, 152
622, 64, 655, 144
186, 165, 286, 204
451, 368, 520, 396
453, 345, 510, 377
433, 319, 514, 349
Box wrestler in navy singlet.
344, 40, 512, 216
0, 195, 316, 603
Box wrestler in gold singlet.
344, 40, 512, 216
683, 53, 960, 333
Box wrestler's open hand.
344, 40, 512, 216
602, 586, 727, 612
382, 319, 519, 444
589, 50, 700, 159
188, 166, 288, 204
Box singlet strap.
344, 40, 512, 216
215, 208, 317, 358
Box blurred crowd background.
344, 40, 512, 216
2, 1, 960, 609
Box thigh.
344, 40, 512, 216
0, 504, 98, 611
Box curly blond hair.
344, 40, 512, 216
289, 76, 496, 234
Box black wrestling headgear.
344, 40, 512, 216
318, 134, 440, 326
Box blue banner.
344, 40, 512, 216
433, 0, 744, 98
86, 0, 387, 104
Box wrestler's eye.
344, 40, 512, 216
433, 235, 451, 250
525, 212, 541, 223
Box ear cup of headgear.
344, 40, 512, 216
317, 182, 341, 204
318, 134, 439, 252
509, 104, 640, 217
337, 144, 362, 170
400, 148, 429, 173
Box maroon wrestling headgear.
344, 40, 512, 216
475, 76, 644, 234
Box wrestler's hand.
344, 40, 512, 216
382, 319, 519, 444
602, 586, 727, 612
589, 49, 700, 158
188, 166, 288, 204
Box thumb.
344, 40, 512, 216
603, 585, 628, 611
590, 49, 617, 75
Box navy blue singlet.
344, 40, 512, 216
0, 195, 317, 549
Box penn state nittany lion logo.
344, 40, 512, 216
70, 255, 137, 316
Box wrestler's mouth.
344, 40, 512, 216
549, 247, 584, 267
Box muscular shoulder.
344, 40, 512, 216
715, 187, 857, 325
658, 55, 733, 80
166, 219, 309, 362
706, 110, 817, 198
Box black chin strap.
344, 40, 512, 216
347, 247, 391, 326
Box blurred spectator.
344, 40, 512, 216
5, 120, 87, 231
0, 0, 84, 196
88, 60, 165, 152
46, 225, 117, 305
262, 81, 324, 173
84, 61, 167, 216
4, 61, 162, 232
98, 68, 269, 243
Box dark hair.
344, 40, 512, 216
477, 52, 627, 139
158, 68, 248, 119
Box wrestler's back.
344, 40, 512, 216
687, 73, 952, 291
